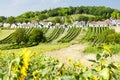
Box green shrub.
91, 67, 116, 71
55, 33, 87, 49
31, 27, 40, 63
109, 44, 120, 54
84, 45, 102, 53
29, 28, 46, 44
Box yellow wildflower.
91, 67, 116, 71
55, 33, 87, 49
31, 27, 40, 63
79, 62, 83, 67
20, 48, 31, 76
93, 76, 98, 80
96, 66, 101, 71
74, 61, 79, 66
22, 48, 30, 60
56, 71, 61, 76
67, 57, 73, 62
22, 58, 29, 69
101, 60, 106, 65
54, 78, 58, 80
19, 77, 25, 80
32, 70, 40, 79
103, 46, 111, 53
0, 52, 3, 58
74, 61, 83, 68
11, 66, 17, 71
20, 66, 27, 76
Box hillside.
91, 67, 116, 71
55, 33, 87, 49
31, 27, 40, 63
0, 30, 15, 40
0, 6, 120, 24
46, 14, 95, 24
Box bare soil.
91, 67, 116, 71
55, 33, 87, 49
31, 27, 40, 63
44, 44, 95, 66
44, 44, 120, 66
115, 27, 120, 32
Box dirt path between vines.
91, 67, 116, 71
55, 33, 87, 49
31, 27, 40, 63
44, 44, 120, 66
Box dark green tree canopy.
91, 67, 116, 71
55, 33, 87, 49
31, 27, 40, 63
1, 6, 120, 23
0, 16, 6, 22
29, 28, 46, 44
6, 16, 15, 24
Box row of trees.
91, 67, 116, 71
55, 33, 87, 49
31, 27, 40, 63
0, 6, 120, 24
12, 28, 46, 45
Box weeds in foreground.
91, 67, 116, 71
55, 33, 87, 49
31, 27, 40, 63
0, 46, 120, 80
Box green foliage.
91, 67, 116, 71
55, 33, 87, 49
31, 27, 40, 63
47, 28, 64, 42
0, 16, 6, 22
77, 15, 89, 22
98, 29, 120, 44
0, 28, 49, 45
84, 45, 102, 53
0, 6, 118, 24
6, 16, 15, 24
12, 28, 29, 44
111, 10, 120, 19
0, 44, 34, 50
81, 27, 120, 47
58, 27, 81, 43
85, 44, 120, 54
29, 28, 46, 44
109, 44, 120, 54
38, 14, 47, 21
52, 17, 61, 24
1, 6, 119, 23
0, 46, 120, 80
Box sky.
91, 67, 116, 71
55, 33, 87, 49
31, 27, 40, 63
0, 0, 120, 17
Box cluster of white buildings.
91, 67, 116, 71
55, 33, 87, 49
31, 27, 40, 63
0, 21, 69, 28
0, 19, 120, 28
2, 21, 53, 28
73, 19, 120, 27
88, 19, 120, 27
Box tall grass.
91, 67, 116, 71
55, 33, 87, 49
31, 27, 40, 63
0, 43, 70, 55
84, 44, 120, 54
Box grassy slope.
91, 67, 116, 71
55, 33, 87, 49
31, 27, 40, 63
0, 30, 15, 40
47, 14, 95, 23
84, 44, 120, 54
0, 43, 70, 55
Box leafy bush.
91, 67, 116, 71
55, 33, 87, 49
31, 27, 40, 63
109, 44, 120, 54
29, 28, 46, 44
98, 29, 120, 44
84, 45, 102, 53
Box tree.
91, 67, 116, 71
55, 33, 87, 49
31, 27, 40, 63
88, 17, 95, 21
6, 16, 15, 24
0, 6, 118, 23
77, 16, 88, 22
0, 16, 6, 22
12, 28, 29, 44
111, 10, 120, 19
52, 17, 61, 24
38, 14, 47, 20
29, 29, 46, 44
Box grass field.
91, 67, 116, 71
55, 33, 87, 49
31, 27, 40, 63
0, 43, 70, 55
84, 44, 120, 54
0, 30, 15, 40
